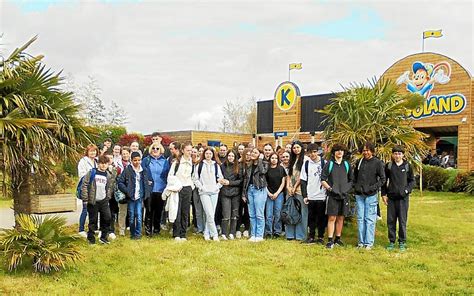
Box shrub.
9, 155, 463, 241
118, 133, 144, 147
451, 171, 471, 193
442, 169, 459, 192
466, 174, 474, 195
0, 214, 82, 273
421, 165, 450, 191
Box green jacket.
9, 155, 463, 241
81, 168, 116, 205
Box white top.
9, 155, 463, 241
94, 172, 107, 201
169, 157, 195, 189
193, 160, 223, 194
300, 158, 326, 201
78, 156, 96, 179
133, 165, 143, 200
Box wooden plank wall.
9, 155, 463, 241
381, 53, 473, 171
191, 131, 253, 148
161, 131, 193, 144
273, 94, 301, 135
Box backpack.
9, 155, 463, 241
197, 162, 219, 182
304, 158, 326, 177
76, 168, 96, 200
114, 182, 126, 203
280, 196, 302, 225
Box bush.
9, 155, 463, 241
31, 165, 76, 195
451, 171, 471, 192
466, 174, 474, 195
118, 133, 144, 147
94, 125, 127, 145
442, 169, 459, 192
422, 165, 450, 191
0, 214, 82, 273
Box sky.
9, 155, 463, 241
1, 0, 472, 134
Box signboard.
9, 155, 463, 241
395, 60, 467, 119
274, 81, 300, 111
274, 131, 288, 137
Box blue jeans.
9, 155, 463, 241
247, 185, 267, 238
128, 198, 142, 238
79, 202, 87, 232
265, 192, 284, 235
285, 194, 308, 241
200, 192, 219, 238
356, 194, 378, 247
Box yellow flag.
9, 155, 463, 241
423, 30, 442, 39
289, 63, 302, 70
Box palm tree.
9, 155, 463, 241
0, 36, 91, 214
319, 78, 429, 164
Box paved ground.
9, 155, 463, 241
0, 199, 83, 229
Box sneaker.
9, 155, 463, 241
99, 237, 110, 245
243, 230, 249, 238
108, 233, 117, 240
399, 242, 406, 252
180, 237, 187, 241
174, 237, 182, 242
326, 241, 334, 249
212, 236, 220, 242
377, 215, 382, 221
316, 238, 324, 245
248, 236, 256, 242
119, 230, 125, 236
365, 245, 373, 250
254, 237, 264, 242
356, 243, 364, 249
221, 234, 228, 241
228, 234, 235, 240
204, 235, 210, 241
97, 231, 102, 238
236, 231, 242, 239
78, 231, 87, 238
334, 239, 344, 247
386, 242, 395, 251
303, 238, 315, 244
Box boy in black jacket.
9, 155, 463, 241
381, 145, 415, 252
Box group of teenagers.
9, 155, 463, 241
78, 132, 415, 251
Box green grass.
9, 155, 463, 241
1, 191, 473, 295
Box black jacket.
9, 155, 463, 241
220, 163, 243, 197
242, 159, 268, 196
117, 165, 150, 201
381, 161, 415, 199
354, 157, 386, 196
321, 159, 353, 200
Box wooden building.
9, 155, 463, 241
256, 52, 473, 171
161, 130, 253, 148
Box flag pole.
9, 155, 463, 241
422, 32, 424, 52
288, 67, 291, 82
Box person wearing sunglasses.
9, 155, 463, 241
141, 143, 170, 236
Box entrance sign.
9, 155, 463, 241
274, 131, 288, 137
274, 81, 300, 111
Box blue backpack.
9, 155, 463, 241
76, 169, 96, 200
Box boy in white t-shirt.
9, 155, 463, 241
301, 143, 327, 244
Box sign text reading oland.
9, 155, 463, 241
410, 93, 467, 119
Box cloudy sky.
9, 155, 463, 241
1, 0, 472, 134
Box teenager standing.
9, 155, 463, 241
77, 144, 99, 237
265, 152, 286, 238
220, 150, 243, 240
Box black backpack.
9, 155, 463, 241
280, 196, 302, 225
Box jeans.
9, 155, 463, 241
387, 197, 409, 243
285, 194, 308, 241
265, 192, 284, 236
192, 188, 205, 233
128, 198, 143, 238
356, 194, 378, 247
87, 199, 111, 242
79, 202, 88, 232
200, 192, 219, 237
247, 185, 267, 238
145, 192, 164, 235
221, 194, 240, 236
307, 200, 327, 239
173, 186, 192, 238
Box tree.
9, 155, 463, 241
318, 79, 429, 164
77, 76, 106, 126
106, 100, 128, 126
221, 97, 257, 134
0, 37, 91, 214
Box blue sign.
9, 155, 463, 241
274, 131, 288, 137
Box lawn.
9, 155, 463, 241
0, 191, 473, 295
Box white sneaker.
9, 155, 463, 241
377, 215, 382, 221
228, 234, 235, 240
97, 231, 101, 238
78, 231, 87, 238
255, 237, 264, 243
95, 230, 100, 234
119, 230, 125, 236
221, 234, 228, 241
248, 236, 256, 242
180, 238, 187, 241
174, 237, 182, 242
108, 233, 117, 240
126, 227, 130, 231
236, 231, 242, 239
212, 236, 220, 242
243, 230, 249, 238
204, 235, 210, 241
